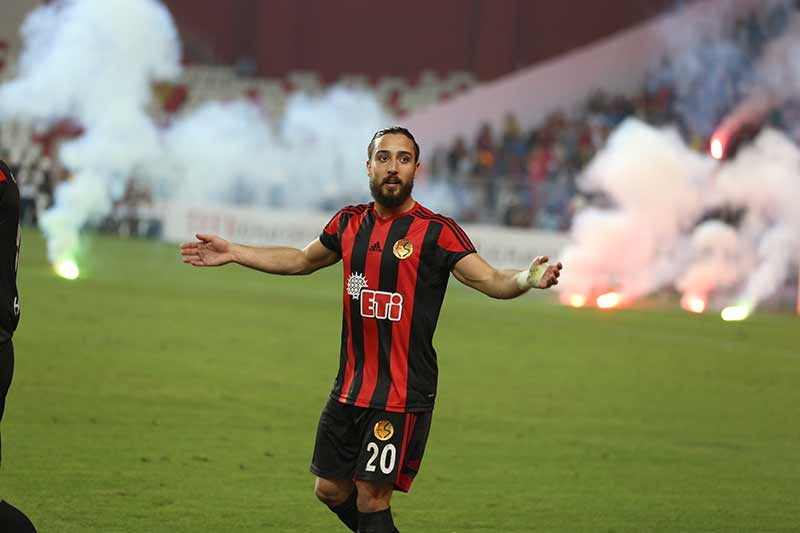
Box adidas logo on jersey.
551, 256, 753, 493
369, 241, 382, 252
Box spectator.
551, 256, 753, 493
474, 122, 498, 219
446, 136, 469, 181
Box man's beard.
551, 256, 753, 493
369, 177, 414, 208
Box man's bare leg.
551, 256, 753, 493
355, 480, 398, 533
315, 477, 357, 531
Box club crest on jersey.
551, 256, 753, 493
346, 272, 404, 322
374, 420, 394, 441
393, 239, 413, 260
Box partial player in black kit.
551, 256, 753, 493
0, 161, 36, 533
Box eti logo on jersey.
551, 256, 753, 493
346, 272, 404, 322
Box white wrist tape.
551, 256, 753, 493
516, 262, 548, 290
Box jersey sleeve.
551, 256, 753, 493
0, 161, 11, 200
319, 208, 344, 254
437, 218, 476, 270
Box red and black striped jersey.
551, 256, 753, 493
319, 201, 476, 413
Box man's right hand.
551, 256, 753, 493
180, 234, 235, 267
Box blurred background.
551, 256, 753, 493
1, 0, 798, 316
1, 0, 708, 230
1, 1, 799, 531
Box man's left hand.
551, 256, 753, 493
518, 256, 563, 290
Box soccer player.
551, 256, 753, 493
0, 161, 37, 532
181, 127, 562, 532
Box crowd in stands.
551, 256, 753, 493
425, 1, 798, 229
1, 0, 797, 236
167, 67, 477, 120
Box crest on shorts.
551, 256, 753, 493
373, 420, 394, 441
393, 239, 413, 260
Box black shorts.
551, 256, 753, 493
0, 340, 14, 464
310, 398, 432, 493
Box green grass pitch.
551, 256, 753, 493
2, 228, 799, 532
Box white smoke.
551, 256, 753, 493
0, 0, 400, 266
279, 87, 391, 206
413, 179, 461, 216
562, 120, 800, 310
713, 8, 800, 305
560, 118, 714, 299
0, 0, 181, 264
675, 220, 749, 301
153, 85, 398, 208
713, 128, 800, 306
705, 5, 800, 310
153, 87, 393, 209
561, 1, 800, 312
155, 101, 280, 206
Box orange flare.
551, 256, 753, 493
568, 294, 586, 308
681, 294, 706, 314
710, 137, 724, 160
596, 292, 621, 309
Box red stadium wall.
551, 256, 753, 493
162, 0, 675, 81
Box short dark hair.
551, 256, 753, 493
367, 126, 420, 162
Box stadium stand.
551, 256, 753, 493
0, 0, 795, 237
155, 66, 477, 118
428, 1, 798, 229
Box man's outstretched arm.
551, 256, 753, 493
452, 253, 562, 299
180, 234, 340, 275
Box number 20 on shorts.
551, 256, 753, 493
365, 442, 397, 474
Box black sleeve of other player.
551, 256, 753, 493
0, 161, 12, 200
